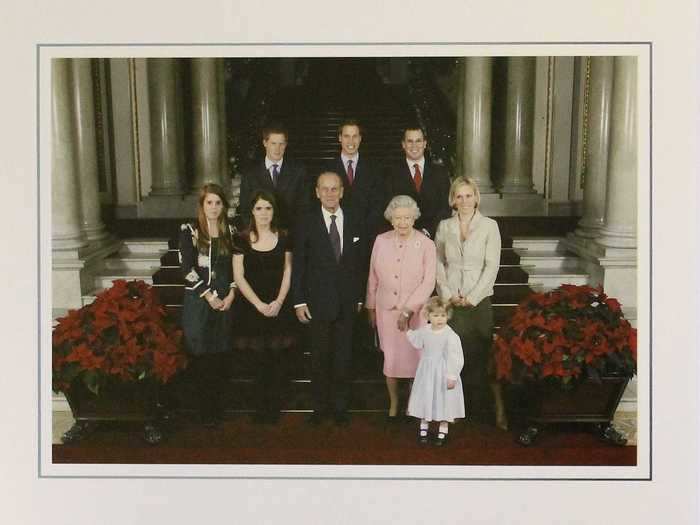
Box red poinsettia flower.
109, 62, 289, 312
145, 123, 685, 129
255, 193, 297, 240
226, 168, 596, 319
52, 280, 188, 394
494, 284, 637, 385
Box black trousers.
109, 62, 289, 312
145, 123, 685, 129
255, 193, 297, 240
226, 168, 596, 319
188, 352, 229, 422
309, 313, 354, 414
448, 298, 494, 419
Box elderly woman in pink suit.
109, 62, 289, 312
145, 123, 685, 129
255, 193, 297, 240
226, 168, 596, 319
366, 195, 437, 421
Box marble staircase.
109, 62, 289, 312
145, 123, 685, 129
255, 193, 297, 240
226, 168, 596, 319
511, 236, 590, 291
81, 239, 169, 306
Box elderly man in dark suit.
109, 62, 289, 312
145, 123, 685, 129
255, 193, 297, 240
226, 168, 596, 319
384, 126, 451, 239
292, 171, 366, 425
238, 123, 308, 229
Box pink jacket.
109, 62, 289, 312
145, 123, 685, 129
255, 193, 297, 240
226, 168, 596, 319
365, 230, 437, 314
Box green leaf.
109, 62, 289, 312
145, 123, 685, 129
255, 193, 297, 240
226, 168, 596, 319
138, 370, 146, 380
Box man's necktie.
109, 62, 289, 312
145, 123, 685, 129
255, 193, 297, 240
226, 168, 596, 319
329, 214, 341, 262
413, 163, 422, 193
347, 159, 354, 186
271, 164, 279, 187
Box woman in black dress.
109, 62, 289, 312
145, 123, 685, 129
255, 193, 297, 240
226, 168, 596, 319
179, 183, 236, 427
233, 190, 296, 423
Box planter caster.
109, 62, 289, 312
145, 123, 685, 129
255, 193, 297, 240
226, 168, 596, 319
143, 422, 164, 445
61, 420, 97, 444
517, 425, 540, 446
597, 423, 628, 446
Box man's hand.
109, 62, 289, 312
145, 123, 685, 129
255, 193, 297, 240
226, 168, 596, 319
295, 305, 312, 323
447, 378, 456, 390
367, 308, 376, 328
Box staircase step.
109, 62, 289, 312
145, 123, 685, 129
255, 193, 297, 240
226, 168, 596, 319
93, 269, 155, 290
510, 237, 565, 252
104, 253, 165, 271
492, 283, 537, 304
160, 250, 180, 266
524, 267, 589, 290
171, 376, 389, 412
120, 238, 170, 254
514, 250, 580, 269
495, 266, 530, 283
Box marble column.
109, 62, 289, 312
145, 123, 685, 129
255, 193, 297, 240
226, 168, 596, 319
500, 57, 536, 194
218, 59, 229, 185
190, 58, 224, 191
575, 57, 614, 239
458, 57, 495, 192
71, 58, 109, 241
147, 58, 184, 195
52, 59, 87, 251
596, 57, 637, 249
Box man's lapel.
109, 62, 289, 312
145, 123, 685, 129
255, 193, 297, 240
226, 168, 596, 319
257, 162, 274, 191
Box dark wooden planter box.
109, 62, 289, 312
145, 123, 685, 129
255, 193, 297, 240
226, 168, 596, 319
61, 379, 164, 445
507, 375, 631, 446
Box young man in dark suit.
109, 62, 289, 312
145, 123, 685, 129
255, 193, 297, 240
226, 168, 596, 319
238, 123, 308, 229
291, 172, 367, 425
383, 126, 451, 239
325, 118, 385, 240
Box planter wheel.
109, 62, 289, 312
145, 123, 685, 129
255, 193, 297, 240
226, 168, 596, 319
143, 422, 164, 445
597, 423, 628, 446
61, 420, 98, 444
517, 425, 540, 447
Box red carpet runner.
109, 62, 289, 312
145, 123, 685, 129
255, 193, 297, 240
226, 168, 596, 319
53, 413, 636, 466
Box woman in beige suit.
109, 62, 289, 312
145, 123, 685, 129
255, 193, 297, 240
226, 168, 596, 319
434, 177, 507, 430
366, 195, 437, 421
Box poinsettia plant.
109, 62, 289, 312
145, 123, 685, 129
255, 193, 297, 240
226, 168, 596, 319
52, 279, 187, 395
494, 284, 637, 387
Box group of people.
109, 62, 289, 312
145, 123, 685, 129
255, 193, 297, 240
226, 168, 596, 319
179, 119, 506, 446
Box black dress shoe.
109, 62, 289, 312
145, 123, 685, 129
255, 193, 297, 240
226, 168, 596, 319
385, 414, 400, 424
417, 429, 430, 445
433, 432, 449, 447
334, 412, 350, 426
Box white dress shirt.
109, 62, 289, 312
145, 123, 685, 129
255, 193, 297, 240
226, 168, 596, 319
405, 157, 425, 180
264, 157, 284, 182
321, 205, 344, 253
341, 152, 359, 176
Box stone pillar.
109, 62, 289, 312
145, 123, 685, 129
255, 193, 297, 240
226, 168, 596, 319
218, 59, 229, 186
596, 57, 637, 249
574, 57, 614, 239
191, 58, 224, 191
500, 57, 536, 194
71, 58, 109, 241
52, 59, 87, 251
458, 57, 495, 193
147, 58, 184, 195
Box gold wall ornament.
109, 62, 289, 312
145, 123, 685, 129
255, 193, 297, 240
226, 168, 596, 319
580, 56, 591, 189
128, 58, 142, 202
544, 56, 555, 200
